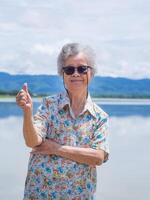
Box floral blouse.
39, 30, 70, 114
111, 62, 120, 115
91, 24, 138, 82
24, 92, 109, 200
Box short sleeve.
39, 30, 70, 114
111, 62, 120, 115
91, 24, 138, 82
91, 116, 109, 162
33, 98, 49, 140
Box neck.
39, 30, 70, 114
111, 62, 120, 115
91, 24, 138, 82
68, 90, 88, 117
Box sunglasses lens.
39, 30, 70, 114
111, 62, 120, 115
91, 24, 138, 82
78, 66, 88, 74
63, 66, 75, 75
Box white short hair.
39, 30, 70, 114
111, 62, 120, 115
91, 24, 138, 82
57, 43, 97, 76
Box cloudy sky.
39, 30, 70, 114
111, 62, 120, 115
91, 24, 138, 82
0, 0, 150, 79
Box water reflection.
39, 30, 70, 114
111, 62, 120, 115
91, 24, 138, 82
1, 102, 150, 118
0, 102, 40, 118
0, 102, 150, 200
0, 116, 29, 200
96, 116, 150, 200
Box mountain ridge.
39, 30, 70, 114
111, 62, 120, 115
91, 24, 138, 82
0, 72, 150, 98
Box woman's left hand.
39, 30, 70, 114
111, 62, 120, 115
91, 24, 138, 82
31, 139, 61, 155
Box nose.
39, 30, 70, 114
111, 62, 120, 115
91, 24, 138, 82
72, 68, 80, 76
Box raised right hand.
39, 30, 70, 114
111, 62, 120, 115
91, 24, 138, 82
16, 83, 33, 112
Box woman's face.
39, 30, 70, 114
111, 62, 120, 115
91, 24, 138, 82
63, 52, 93, 94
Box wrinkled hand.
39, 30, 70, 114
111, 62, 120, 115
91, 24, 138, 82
31, 139, 61, 155
16, 83, 32, 112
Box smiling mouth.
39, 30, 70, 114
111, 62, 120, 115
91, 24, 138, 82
71, 80, 83, 82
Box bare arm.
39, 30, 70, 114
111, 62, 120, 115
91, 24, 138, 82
32, 139, 105, 166
57, 145, 105, 166
16, 83, 42, 148
23, 110, 42, 148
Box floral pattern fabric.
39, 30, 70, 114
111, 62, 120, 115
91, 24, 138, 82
24, 92, 109, 200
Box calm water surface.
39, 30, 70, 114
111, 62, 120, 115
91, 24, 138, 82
0, 101, 150, 200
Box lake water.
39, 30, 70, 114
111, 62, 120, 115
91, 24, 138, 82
0, 100, 150, 200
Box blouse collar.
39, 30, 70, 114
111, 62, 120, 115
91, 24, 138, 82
58, 91, 97, 118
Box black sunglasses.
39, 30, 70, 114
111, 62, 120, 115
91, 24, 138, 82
62, 65, 91, 75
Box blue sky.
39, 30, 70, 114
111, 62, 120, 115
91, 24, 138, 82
0, 0, 150, 79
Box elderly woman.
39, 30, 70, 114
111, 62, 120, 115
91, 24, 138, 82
16, 43, 109, 200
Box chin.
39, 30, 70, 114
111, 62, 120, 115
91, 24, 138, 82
68, 86, 86, 92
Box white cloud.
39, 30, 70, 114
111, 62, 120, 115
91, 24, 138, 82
0, 0, 150, 78
20, 8, 48, 29
0, 21, 18, 31
30, 44, 57, 56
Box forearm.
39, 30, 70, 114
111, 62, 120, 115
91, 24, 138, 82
56, 145, 104, 166
23, 111, 42, 148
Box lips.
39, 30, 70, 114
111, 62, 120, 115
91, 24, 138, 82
71, 80, 83, 82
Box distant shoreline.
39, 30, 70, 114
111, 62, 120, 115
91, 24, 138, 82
93, 98, 150, 105
1, 96, 150, 105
